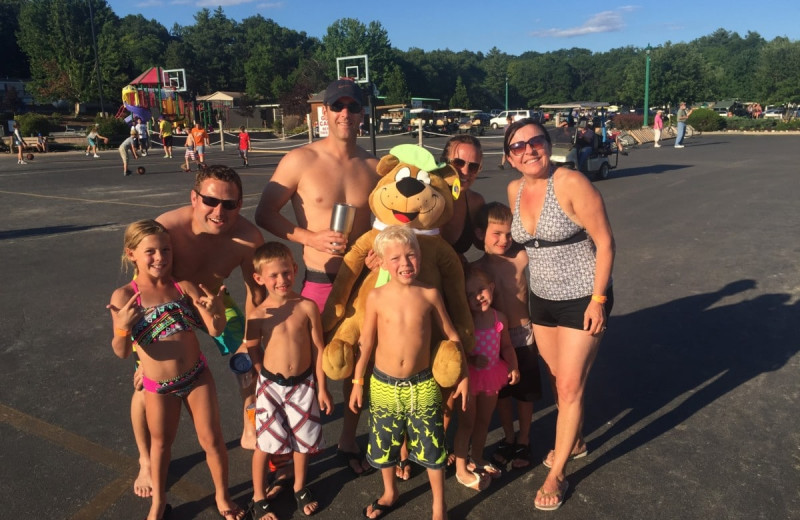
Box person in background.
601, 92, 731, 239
190, 121, 210, 164
86, 124, 108, 158
12, 122, 27, 165
136, 117, 150, 156
119, 127, 138, 176
499, 115, 514, 169
36, 133, 49, 153
653, 109, 663, 148
238, 126, 251, 168
675, 101, 693, 148
159, 116, 174, 159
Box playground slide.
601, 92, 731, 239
124, 104, 152, 123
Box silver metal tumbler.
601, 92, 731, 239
330, 203, 356, 239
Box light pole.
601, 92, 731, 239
505, 75, 508, 111
643, 44, 651, 127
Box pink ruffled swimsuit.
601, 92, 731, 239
468, 310, 509, 395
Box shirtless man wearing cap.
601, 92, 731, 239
256, 79, 379, 475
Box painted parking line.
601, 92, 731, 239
0, 403, 211, 519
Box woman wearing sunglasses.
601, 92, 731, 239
438, 134, 486, 259
504, 119, 615, 511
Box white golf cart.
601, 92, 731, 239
540, 102, 620, 180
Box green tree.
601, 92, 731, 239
756, 37, 800, 103
178, 8, 242, 94
449, 76, 469, 108
240, 15, 316, 101
317, 18, 392, 88
382, 63, 410, 105
17, 0, 123, 110
117, 15, 171, 77
478, 48, 509, 108
1, 0, 30, 78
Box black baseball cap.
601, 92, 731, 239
324, 79, 363, 105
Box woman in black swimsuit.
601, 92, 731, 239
439, 134, 486, 258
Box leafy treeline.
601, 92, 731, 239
4, 0, 800, 115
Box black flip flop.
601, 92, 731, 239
363, 499, 397, 519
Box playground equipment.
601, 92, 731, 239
116, 67, 190, 124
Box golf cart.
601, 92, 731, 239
540, 102, 620, 180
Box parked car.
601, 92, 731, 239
489, 109, 535, 129
763, 108, 785, 119
714, 107, 730, 117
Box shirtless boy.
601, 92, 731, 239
471, 202, 543, 469
129, 165, 265, 497
350, 226, 469, 520
255, 78, 379, 475
245, 242, 332, 520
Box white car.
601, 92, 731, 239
763, 108, 785, 119
489, 110, 536, 129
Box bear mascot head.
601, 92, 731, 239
321, 144, 474, 387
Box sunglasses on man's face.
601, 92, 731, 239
508, 135, 549, 156
194, 189, 239, 210
328, 101, 362, 114
448, 157, 481, 175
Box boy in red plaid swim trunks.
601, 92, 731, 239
245, 242, 332, 518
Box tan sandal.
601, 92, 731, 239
534, 480, 569, 511
456, 469, 489, 491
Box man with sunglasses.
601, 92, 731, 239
256, 78, 379, 476
125, 165, 265, 498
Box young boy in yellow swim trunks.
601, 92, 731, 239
350, 226, 469, 520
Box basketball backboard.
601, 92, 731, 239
336, 55, 369, 85
163, 68, 187, 92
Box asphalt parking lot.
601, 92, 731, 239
1, 130, 798, 519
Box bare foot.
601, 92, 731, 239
534, 478, 568, 511
338, 444, 372, 475
542, 442, 588, 468
363, 494, 398, 519
217, 499, 246, 520
133, 462, 152, 498
395, 459, 411, 480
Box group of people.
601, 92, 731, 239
114, 118, 211, 175
108, 78, 615, 520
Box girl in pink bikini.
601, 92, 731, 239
107, 220, 245, 520
453, 266, 520, 488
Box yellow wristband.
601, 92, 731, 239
591, 294, 608, 304
114, 328, 131, 338
351, 378, 365, 386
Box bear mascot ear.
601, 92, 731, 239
376, 153, 399, 177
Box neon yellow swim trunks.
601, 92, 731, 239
367, 367, 446, 470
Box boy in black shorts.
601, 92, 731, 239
471, 202, 543, 468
